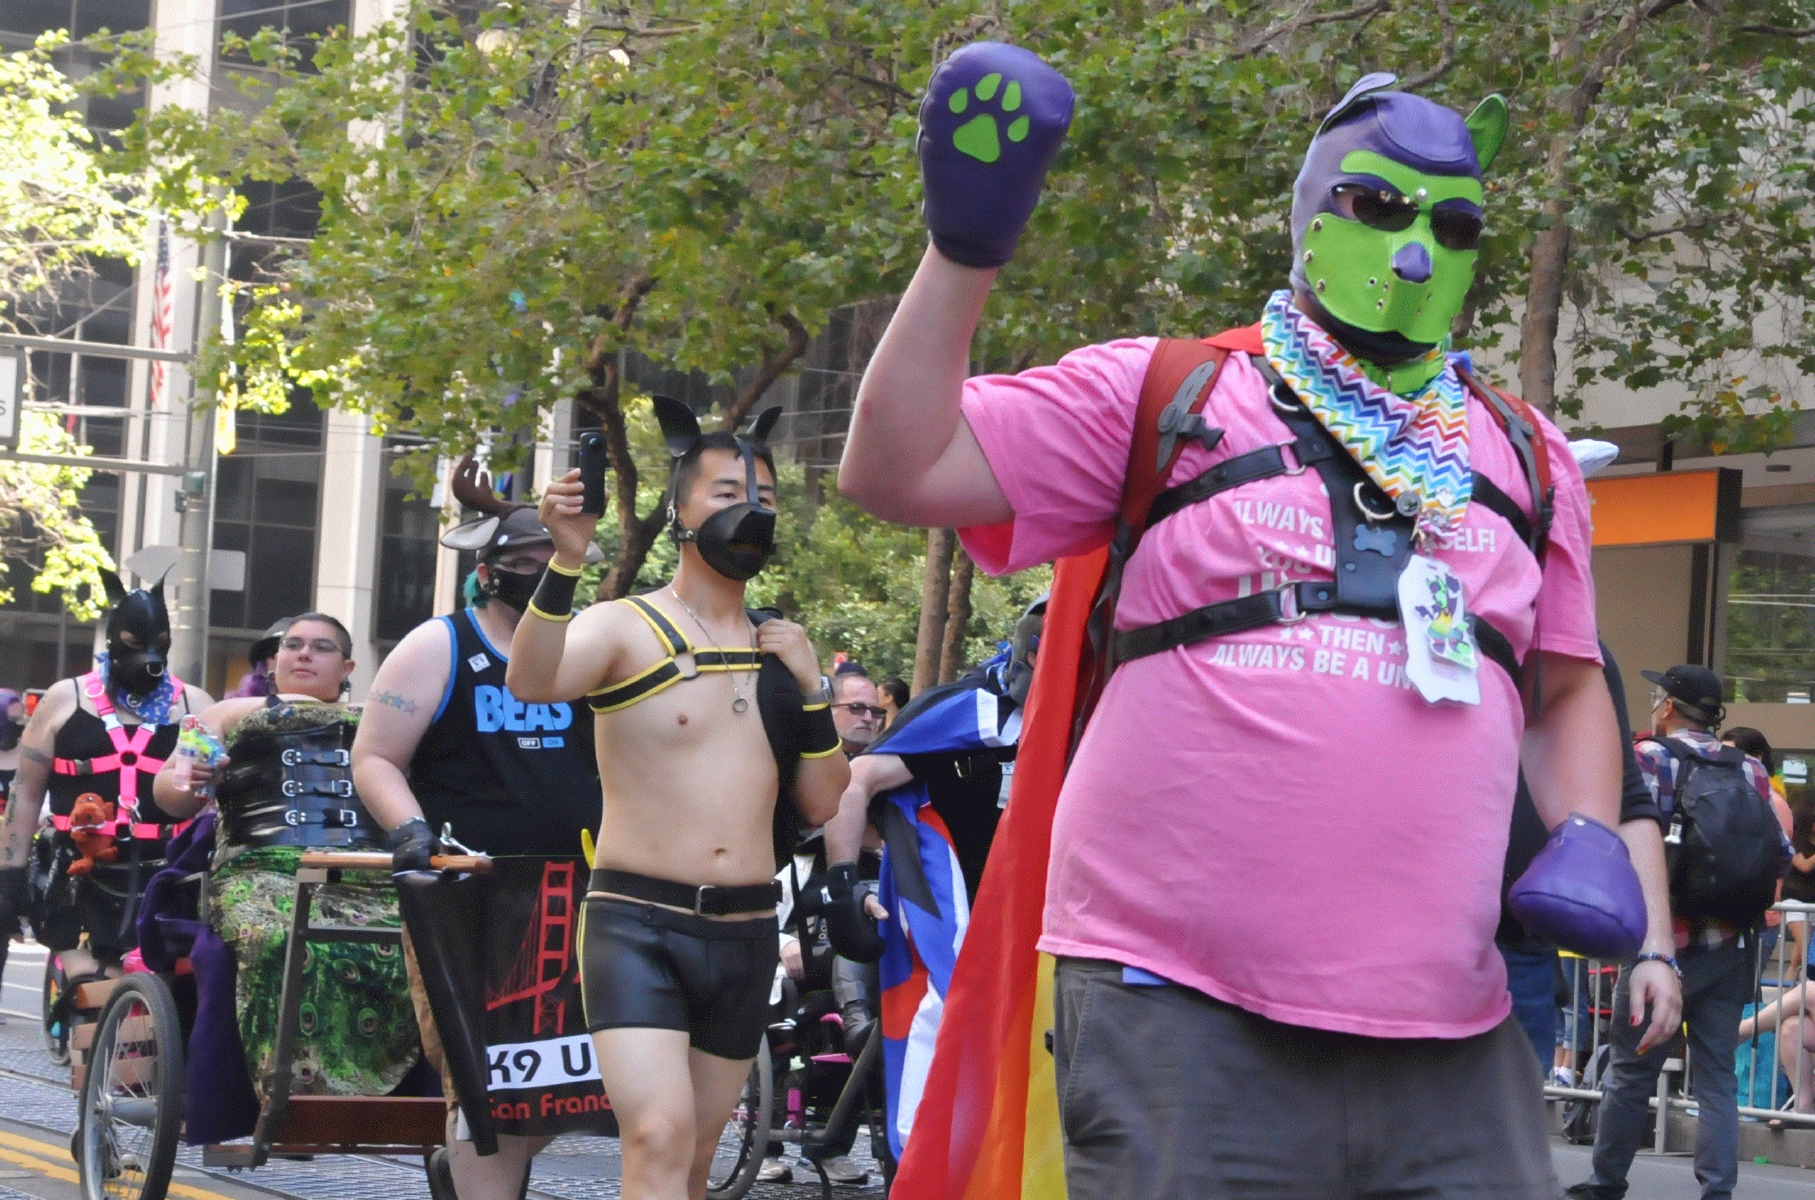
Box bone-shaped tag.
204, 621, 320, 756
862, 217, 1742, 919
1353, 526, 1398, 557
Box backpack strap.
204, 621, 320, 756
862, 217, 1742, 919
1074, 339, 1232, 747
1459, 367, 1553, 560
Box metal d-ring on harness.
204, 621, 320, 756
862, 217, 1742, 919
1110, 355, 1529, 682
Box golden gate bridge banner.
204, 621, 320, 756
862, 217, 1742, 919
468, 857, 616, 1138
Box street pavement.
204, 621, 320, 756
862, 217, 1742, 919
3, 937, 1812, 1198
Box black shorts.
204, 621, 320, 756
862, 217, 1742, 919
579, 895, 778, 1061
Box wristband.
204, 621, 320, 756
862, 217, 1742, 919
1632, 950, 1682, 979
528, 563, 580, 622
801, 703, 842, 758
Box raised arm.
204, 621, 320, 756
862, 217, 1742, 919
839, 43, 1073, 528
841, 253, 1010, 528
351, 619, 451, 833
507, 470, 614, 703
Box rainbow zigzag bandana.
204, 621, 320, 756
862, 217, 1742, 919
1259, 290, 1471, 546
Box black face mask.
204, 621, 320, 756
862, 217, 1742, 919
102, 571, 172, 700
672, 441, 777, 583
484, 564, 542, 613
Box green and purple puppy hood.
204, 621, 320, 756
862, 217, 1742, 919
1290, 73, 1509, 350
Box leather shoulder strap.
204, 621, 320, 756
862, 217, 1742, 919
1122, 339, 1230, 530
1074, 339, 1231, 750
1459, 368, 1554, 558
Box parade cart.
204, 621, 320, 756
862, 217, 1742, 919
66, 850, 488, 1200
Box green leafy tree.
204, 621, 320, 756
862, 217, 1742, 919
112, 0, 1815, 603
0, 36, 143, 616
0, 413, 117, 620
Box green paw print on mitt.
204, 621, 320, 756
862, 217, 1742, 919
947, 72, 1031, 164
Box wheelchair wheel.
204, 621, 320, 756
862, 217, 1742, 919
78, 974, 184, 1200
704, 1035, 772, 1200
42, 953, 72, 1066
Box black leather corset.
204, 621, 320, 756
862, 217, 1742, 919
217, 706, 379, 850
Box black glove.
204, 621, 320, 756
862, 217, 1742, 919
0, 867, 28, 939
820, 862, 885, 964
387, 818, 439, 875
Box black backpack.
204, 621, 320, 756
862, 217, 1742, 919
1649, 739, 1787, 927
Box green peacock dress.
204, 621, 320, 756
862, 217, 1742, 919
208, 700, 419, 1097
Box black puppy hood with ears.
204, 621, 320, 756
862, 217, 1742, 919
654, 396, 784, 582
101, 567, 173, 699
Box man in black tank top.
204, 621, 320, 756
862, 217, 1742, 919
353, 496, 607, 1200
507, 400, 850, 1200
0, 571, 212, 983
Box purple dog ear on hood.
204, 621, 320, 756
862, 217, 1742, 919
1316, 72, 1400, 138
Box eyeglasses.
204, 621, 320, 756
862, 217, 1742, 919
1651, 689, 1672, 709
1330, 184, 1484, 252
837, 703, 888, 721
281, 637, 346, 657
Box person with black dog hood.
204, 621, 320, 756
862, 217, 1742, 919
0, 570, 212, 984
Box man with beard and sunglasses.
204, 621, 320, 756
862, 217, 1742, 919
0, 571, 212, 986
841, 52, 1642, 1199
352, 469, 612, 1200
507, 398, 849, 1200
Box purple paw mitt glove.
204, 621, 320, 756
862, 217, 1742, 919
918, 42, 1074, 268
1508, 813, 1647, 961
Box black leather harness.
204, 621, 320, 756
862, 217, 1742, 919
1111, 356, 1540, 683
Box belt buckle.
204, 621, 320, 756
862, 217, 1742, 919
281, 748, 301, 766
282, 779, 299, 798
335, 808, 358, 828
284, 810, 304, 827
334, 779, 354, 798
693, 885, 717, 917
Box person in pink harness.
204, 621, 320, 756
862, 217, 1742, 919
0, 570, 212, 984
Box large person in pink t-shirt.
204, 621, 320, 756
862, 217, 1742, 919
841, 44, 1662, 1200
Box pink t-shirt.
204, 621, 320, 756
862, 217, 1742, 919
959, 339, 1601, 1039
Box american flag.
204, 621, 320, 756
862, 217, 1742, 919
146, 220, 171, 408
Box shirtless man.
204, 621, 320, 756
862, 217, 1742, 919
507, 400, 849, 1200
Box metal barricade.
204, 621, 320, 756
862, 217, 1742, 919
1542, 900, 1815, 1150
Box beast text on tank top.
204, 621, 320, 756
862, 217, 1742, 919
49, 707, 182, 824
408, 607, 599, 857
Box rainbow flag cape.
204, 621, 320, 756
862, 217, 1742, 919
886, 548, 1100, 1200
891, 325, 1264, 1200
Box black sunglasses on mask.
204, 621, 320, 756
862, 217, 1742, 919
1330, 184, 1484, 252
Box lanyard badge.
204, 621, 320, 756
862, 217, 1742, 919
1398, 554, 1480, 705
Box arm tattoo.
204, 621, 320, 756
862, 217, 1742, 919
20, 746, 51, 769
370, 690, 419, 715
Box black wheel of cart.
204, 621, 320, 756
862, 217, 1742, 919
78, 974, 185, 1200
704, 1033, 773, 1200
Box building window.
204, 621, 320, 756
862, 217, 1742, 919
375, 447, 441, 642
219, 0, 350, 75
211, 402, 324, 633
1725, 504, 1815, 704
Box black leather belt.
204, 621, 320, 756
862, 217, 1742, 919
588, 868, 781, 916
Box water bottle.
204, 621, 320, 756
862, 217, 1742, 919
172, 716, 203, 792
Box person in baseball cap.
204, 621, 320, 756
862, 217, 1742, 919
1641, 664, 1726, 730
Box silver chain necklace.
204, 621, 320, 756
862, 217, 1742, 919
669, 585, 755, 713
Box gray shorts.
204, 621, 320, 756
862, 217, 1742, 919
1052, 958, 1557, 1200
